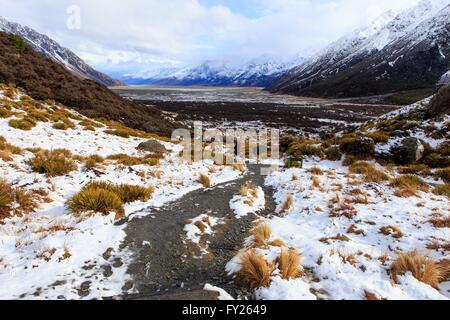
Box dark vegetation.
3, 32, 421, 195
0, 32, 179, 136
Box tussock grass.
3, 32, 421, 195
199, 173, 212, 188
433, 184, 450, 198
390, 175, 429, 197
84, 154, 104, 169
429, 216, 450, 228
107, 154, 160, 166
8, 118, 36, 131
398, 164, 431, 176
82, 181, 155, 203
238, 249, 274, 289
104, 129, 132, 138
0, 179, 14, 213
349, 162, 389, 183
390, 251, 442, 288
310, 167, 324, 175
0, 150, 12, 162
240, 182, 258, 197
251, 222, 272, 248
52, 120, 75, 130
268, 239, 286, 247
67, 188, 124, 219
281, 194, 294, 213
231, 163, 247, 172
380, 226, 403, 239
312, 175, 321, 188
278, 248, 302, 280
28, 149, 76, 177
325, 146, 342, 161
435, 168, 450, 183
14, 188, 37, 213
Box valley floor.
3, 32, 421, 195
0, 85, 448, 300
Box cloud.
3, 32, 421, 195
1, 0, 421, 75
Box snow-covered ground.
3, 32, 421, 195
0, 88, 244, 299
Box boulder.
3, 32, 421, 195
390, 137, 424, 165
136, 140, 167, 153
427, 84, 450, 118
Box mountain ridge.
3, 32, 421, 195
0, 16, 123, 87
268, 0, 450, 98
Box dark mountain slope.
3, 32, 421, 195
0, 16, 122, 87
0, 32, 178, 136
269, 1, 449, 99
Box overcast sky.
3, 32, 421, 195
1, 0, 420, 77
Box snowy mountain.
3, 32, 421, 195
269, 0, 450, 97
123, 55, 304, 87
438, 70, 450, 85
0, 16, 122, 87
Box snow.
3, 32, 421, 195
229, 186, 265, 218
227, 155, 449, 300
204, 284, 235, 300
0, 90, 244, 299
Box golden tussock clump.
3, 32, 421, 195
251, 222, 272, 248
281, 194, 294, 213
269, 239, 286, 247
432, 184, 450, 198
238, 249, 274, 289
379, 226, 403, 239
349, 162, 389, 183
28, 149, 77, 177
67, 182, 155, 220
277, 248, 303, 280
428, 216, 450, 228
67, 187, 124, 219
232, 163, 247, 173
390, 175, 429, 198
310, 167, 324, 175
390, 251, 443, 288
0, 179, 14, 214
312, 175, 321, 188
240, 182, 258, 198
199, 173, 212, 188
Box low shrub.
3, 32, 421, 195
325, 146, 342, 161
422, 152, 450, 169
84, 154, 104, 169
390, 175, 429, 197
287, 142, 324, 158
340, 136, 375, 156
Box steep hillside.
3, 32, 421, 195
0, 32, 178, 136
0, 16, 122, 87
269, 0, 450, 99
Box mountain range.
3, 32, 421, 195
0, 16, 122, 87
122, 55, 304, 87
268, 0, 450, 98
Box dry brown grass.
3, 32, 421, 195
438, 260, 450, 282
433, 184, 450, 198
251, 222, 272, 248
28, 149, 77, 177
238, 249, 274, 289
278, 248, 303, 280
310, 167, 324, 175
231, 163, 247, 172
107, 154, 160, 166
199, 173, 212, 188
364, 291, 382, 300
349, 162, 389, 183
269, 239, 286, 247
428, 216, 450, 228
195, 221, 207, 232
67, 187, 124, 219
390, 175, 429, 198
380, 226, 403, 239
320, 234, 351, 244
240, 182, 257, 197
312, 175, 321, 188
281, 194, 294, 213
0, 150, 12, 162
390, 251, 442, 288
0, 179, 14, 216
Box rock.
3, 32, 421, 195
390, 137, 425, 165
137, 140, 167, 153
427, 84, 450, 118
